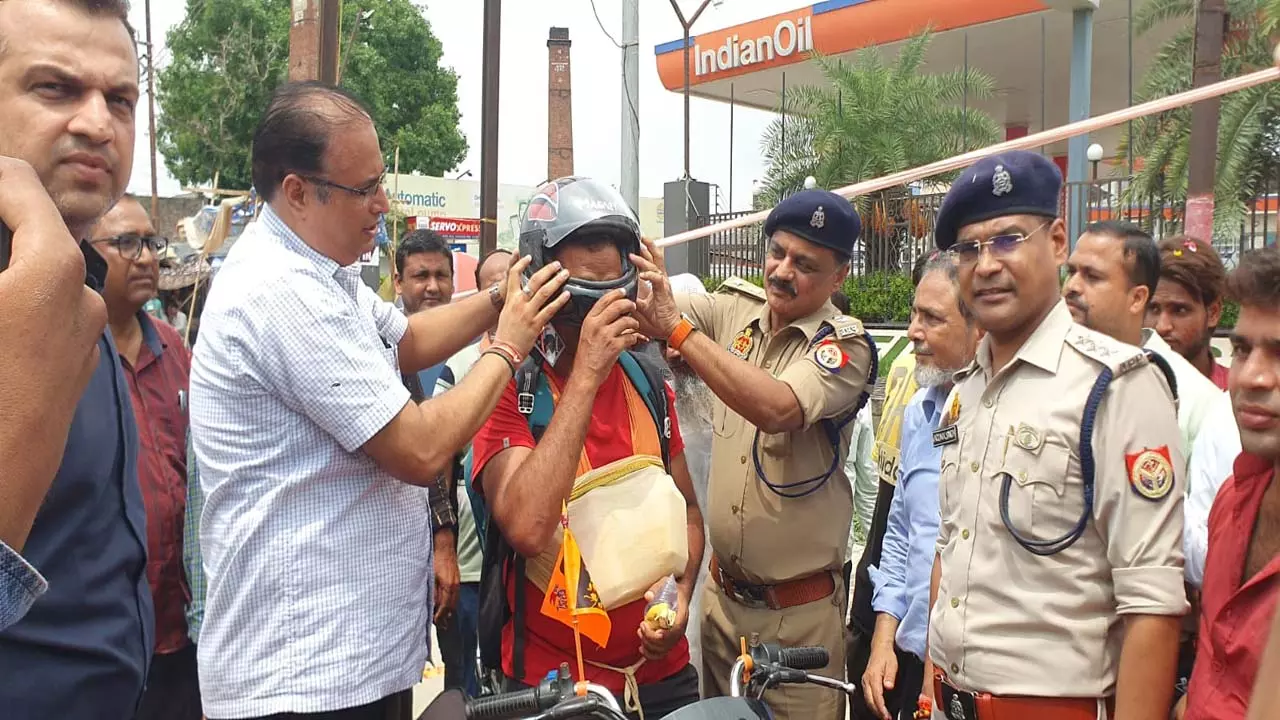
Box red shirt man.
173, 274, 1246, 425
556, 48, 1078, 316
473, 364, 691, 689
475, 185, 704, 719
1185, 247, 1280, 720
90, 198, 199, 719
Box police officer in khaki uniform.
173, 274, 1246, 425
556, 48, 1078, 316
631, 190, 874, 719
926, 151, 1187, 720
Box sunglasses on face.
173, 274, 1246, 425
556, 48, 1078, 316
92, 233, 168, 260
948, 221, 1051, 265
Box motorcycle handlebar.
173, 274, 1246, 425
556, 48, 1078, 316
465, 672, 573, 720
752, 643, 830, 671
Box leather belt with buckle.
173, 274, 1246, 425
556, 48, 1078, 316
933, 672, 1113, 720
709, 555, 835, 611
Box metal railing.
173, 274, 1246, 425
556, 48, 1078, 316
1062, 175, 1280, 266
695, 174, 1280, 288
696, 190, 947, 286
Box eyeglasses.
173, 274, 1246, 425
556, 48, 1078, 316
299, 170, 387, 200
947, 221, 1051, 265
92, 233, 168, 260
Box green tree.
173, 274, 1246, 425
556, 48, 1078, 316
156, 0, 467, 190
1121, 0, 1280, 239
758, 32, 1000, 272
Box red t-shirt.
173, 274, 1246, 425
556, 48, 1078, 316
1210, 361, 1230, 392
1185, 452, 1279, 720
472, 362, 689, 692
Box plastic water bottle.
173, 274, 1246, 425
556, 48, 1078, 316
644, 575, 679, 630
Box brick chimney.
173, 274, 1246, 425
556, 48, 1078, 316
547, 27, 574, 180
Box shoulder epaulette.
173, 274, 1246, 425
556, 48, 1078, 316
953, 359, 981, 383
820, 314, 866, 341
715, 276, 767, 302
1065, 325, 1148, 377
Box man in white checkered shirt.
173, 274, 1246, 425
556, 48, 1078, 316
189, 82, 571, 720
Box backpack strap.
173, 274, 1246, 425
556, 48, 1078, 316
514, 357, 555, 441
617, 350, 672, 472
1143, 349, 1179, 404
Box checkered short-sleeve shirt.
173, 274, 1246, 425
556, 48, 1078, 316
189, 207, 432, 717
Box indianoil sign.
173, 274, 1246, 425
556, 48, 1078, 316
694, 15, 814, 77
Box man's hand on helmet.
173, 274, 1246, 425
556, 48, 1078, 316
569, 289, 641, 388
631, 236, 682, 340
493, 255, 572, 356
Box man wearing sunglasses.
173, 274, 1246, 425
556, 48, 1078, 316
926, 151, 1186, 720
89, 196, 200, 719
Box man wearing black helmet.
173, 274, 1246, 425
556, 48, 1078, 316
473, 177, 705, 718
632, 188, 875, 720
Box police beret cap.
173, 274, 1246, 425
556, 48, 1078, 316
934, 151, 1062, 251
764, 189, 861, 258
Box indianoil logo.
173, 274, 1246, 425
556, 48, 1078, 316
694, 16, 814, 77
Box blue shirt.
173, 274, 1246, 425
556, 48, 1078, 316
0, 542, 46, 631
868, 384, 947, 660
416, 362, 447, 399
0, 243, 152, 718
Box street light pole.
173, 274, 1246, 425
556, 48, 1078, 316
479, 0, 502, 255
668, 0, 714, 228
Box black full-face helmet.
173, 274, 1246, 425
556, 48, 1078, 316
519, 176, 641, 326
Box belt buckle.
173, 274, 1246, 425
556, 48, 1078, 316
939, 681, 978, 720
731, 584, 770, 609
718, 567, 770, 609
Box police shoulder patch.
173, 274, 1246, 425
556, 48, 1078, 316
1066, 324, 1146, 375
813, 341, 848, 373
1125, 446, 1175, 501
715, 276, 767, 302
822, 314, 865, 340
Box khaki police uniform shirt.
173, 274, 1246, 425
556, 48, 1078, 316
678, 278, 873, 585
928, 300, 1188, 698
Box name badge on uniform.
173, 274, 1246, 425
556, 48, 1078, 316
729, 328, 754, 359
932, 425, 959, 447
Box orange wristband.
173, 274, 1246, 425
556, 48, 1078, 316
667, 318, 696, 351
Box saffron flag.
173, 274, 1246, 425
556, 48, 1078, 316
540, 505, 612, 648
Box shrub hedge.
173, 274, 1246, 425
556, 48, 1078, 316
699, 272, 914, 323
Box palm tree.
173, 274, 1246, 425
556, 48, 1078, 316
758, 31, 1001, 272
1121, 0, 1280, 238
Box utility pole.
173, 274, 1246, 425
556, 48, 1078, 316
288, 0, 341, 83
667, 0, 713, 228
144, 0, 158, 220
479, 0, 502, 255
1185, 0, 1227, 242
620, 0, 639, 211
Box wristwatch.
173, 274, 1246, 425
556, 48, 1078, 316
488, 283, 504, 310
668, 314, 698, 351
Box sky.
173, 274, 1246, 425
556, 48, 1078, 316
125, 0, 800, 212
